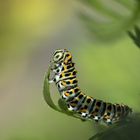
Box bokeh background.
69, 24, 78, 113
0, 0, 140, 140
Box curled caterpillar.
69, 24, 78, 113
48, 49, 132, 125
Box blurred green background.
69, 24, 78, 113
0, 0, 140, 140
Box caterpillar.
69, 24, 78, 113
48, 49, 132, 125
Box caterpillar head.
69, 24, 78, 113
52, 49, 72, 64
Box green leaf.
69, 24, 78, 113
43, 67, 86, 121
78, 0, 140, 41
128, 26, 140, 48
43, 67, 62, 112
58, 98, 68, 112
89, 113, 140, 140
57, 98, 76, 116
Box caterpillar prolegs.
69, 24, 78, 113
48, 49, 132, 125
